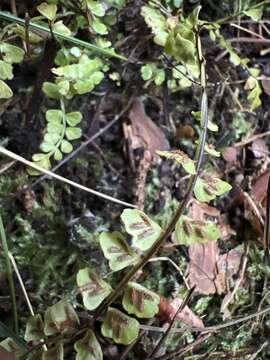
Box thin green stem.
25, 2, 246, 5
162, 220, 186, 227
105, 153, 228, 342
0, 11, 127, 61
217, 0, 270, 25
0, 213, 18, 335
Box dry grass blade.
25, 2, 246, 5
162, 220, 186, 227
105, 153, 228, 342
0, 146, 135, 208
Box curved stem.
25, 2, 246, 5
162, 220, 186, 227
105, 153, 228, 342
92, 29, 208, 323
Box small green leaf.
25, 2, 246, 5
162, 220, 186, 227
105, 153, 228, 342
154, 69, 165, 86
157, 149, 196, 175
204, 143, 220, 157
66, 112, 83, 126
42, 343, 63, 360
121, 209, 163, 251
57, 79, 70, 96
174, 215, 220, 245
40, 141, 55, 153
37, 2, 57, 21
194, 176, 232, 203
44, 300, 80, 336
101, 307, 139, 345
141, 64, 153, 81
74, 330, 103, 360
92, 19, 108, 35
44, 133, 61, 144
192, 111, 218, 132
52, 21, 71, 36
0, 43, 24, 63
0, 80, 13, 99
25, 315, 44, 342
165, 23, 197, 64
47, 122, 64, 134
54, 148, 63, 161
32, 153, 48, 162
195, 141, 220, 157
247, 80, 262, 111
46, 109, 63, 123
52, 58, 103, 79
244, 7, 263, 21
29, 154, 51, 174
141, 6, 168, 46
42, 82, 61, 99
99, 231, 139, 271
60, 140, 73, 154
122, 282, 160, 318
77, 268, 112, 310
0, 61, 13, 80
66, 127, 82, 140
86, 0, 106, 17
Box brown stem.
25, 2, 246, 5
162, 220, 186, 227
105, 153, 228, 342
92, 29, 208, 323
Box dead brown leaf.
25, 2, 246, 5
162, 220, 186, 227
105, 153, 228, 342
189, 200, 220, 221
215, 248, 243, 294
261, 75, 270, 96
187, 199, 238, 295
0, 347, 16, 360
222, 146, 240, 166
158, 296, 204, 328
128, 99, 169, 156
251, 138, 268, 158
251, 169, 270, 205
188, 242, 219, 294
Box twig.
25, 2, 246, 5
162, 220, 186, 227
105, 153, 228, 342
0, 160, 15, 174
8, 252, 34, 316
32, 98, 133, 188
139, 304, 270, 333
230, 23, 265, 39
148, 286, 195, 359
241, 190, 264, 228
0, 146, 136, 208
247, 339, 269, 360
229, 37, 270, 43
0, 213, 18, 335
157, 333, 211, 360
91, 12, 209, 324
234, 130, 270, 147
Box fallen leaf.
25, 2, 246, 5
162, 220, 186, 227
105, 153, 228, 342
188, 242, 219, 294
158, 296, 204, 328
250, 169, 270, 205
222, 146, 240, 165
215, 248, 243, 294
128, 99, 169, 156
251, 138, 268, 158
261, 75, 270, 96
189, 200, 220, 221
0, 347, 16, 360
187, 199, 237, 295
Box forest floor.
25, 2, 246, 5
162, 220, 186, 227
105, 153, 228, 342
1, 1, 270, 359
